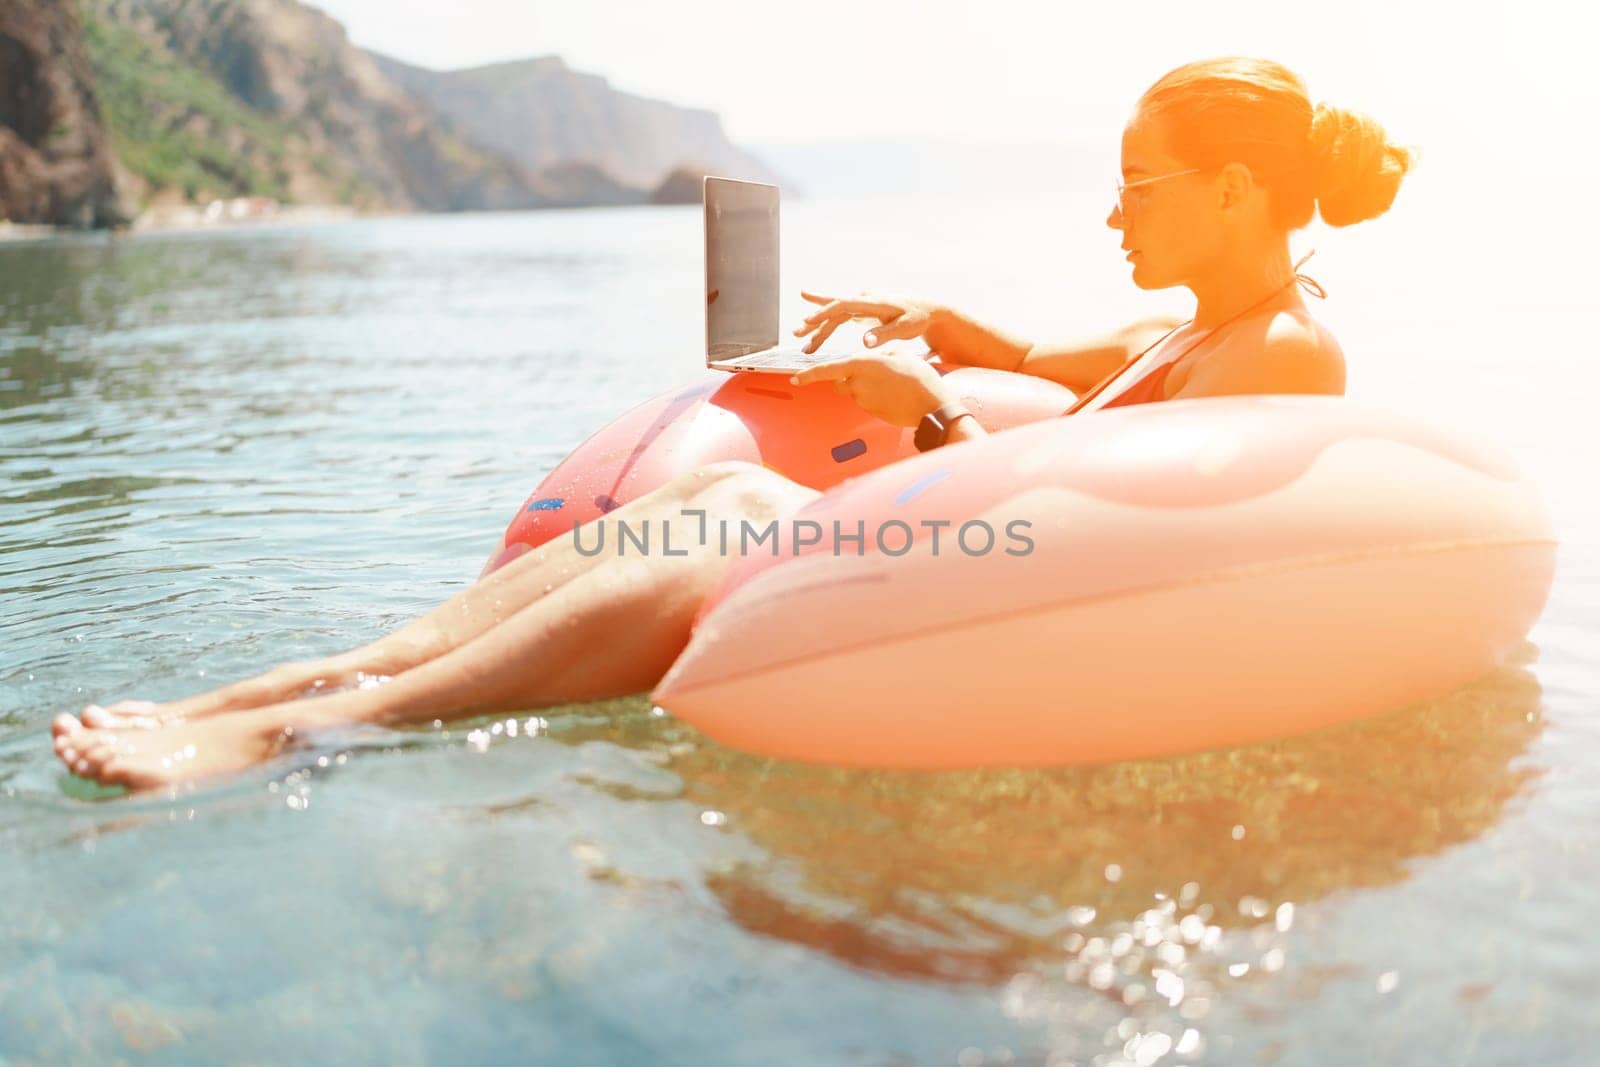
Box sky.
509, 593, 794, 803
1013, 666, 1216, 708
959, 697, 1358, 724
307, 0, 1586, 171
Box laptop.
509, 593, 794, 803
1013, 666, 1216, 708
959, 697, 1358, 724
703, 176, 857, 374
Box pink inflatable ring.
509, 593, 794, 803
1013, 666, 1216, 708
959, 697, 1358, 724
650, 395, 1557, 769
482, 366, 1075, 574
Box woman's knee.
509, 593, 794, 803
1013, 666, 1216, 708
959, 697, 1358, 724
620, 463, 818, 556
688, 462, 817, 516
645, 461, 765, 507
687, 459, 769, 484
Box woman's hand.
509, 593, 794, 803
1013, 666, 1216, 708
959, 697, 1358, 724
789, 350, 953, 428
793, 291, 946, 355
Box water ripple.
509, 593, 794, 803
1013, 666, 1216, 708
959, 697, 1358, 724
1, 204, 1597, 1065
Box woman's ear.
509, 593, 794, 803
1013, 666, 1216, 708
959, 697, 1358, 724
1217, 162, 1255, 212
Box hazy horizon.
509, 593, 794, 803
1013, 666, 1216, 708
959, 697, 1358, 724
306, 0, 1583, 188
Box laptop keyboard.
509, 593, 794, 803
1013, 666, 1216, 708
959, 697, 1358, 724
718, 349, 842, 369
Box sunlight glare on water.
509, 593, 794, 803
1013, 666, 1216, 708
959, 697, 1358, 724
2, 170, 1598, 1064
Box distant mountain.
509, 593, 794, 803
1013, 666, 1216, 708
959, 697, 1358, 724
367, 52, 782, 191
5, 0, 780, 226
0, 1, 128, 227
81, 0, 549, 212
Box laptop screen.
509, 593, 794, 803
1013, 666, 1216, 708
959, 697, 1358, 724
705, 178, 779, 359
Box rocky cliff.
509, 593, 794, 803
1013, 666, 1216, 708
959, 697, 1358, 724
82, 0, 549, 212
0, 0, 128, 226
4, 0, 776, 227
368, 53, 779, 192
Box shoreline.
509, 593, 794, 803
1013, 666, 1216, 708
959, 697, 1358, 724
1, 203, 367, 244
131, 199, 365, 233
0, 221, 62, 243
1, 196, 698, 244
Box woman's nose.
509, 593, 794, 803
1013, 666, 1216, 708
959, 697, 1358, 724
1106, 202, 1125, 230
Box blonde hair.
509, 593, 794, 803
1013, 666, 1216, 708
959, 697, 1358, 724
1137, 57, 1417, 229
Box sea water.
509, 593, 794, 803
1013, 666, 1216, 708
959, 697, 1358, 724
2, 166, 1597, 1064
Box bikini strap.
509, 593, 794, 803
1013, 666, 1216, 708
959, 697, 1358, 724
1292, 249, 1328, 300
1131, 319, 1189, 360
1132, 249, 1323, 362
1063, 250, 1326, 418
1062, 319, 1188, 416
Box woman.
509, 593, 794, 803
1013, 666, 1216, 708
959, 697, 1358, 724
51, 56, 1413, 790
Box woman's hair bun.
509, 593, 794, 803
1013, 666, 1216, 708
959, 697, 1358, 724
1308, 102, 1418, 227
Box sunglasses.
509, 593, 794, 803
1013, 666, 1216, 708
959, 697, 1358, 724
1115, 168, 1204, 214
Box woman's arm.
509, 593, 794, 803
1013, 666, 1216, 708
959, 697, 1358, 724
1009, 316, 1187, 392
918, 307, 1032, 372
794, 293, 1185, 394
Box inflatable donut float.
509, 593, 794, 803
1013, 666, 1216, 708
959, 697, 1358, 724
481, 365, 1075, 574
649, 395, 1556, 768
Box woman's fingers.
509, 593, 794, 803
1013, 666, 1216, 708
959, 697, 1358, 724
801, 314, 849, 353
791, 356, 870, 387
797, 297, 904, 329
795, 299, 851, 337
794, 300, 915, 353
798, 300, 862, 330
800, 290, 835, 307
855, 301, 906, 324
795, 303, 842, 335
864, 311, 929, 347
791, 353, 944, 427
797, 307, 891, 351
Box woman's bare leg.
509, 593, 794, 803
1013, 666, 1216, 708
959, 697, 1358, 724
53, 463, 821, 791
65, 463, 767, 731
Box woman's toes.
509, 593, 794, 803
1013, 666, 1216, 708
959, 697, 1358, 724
81, 705, 117, 728
78, 703, 163, 730
71, 700, 159, 728
98, 757, 128, 787
99, 755, 152, 790
56, 721, 104, 774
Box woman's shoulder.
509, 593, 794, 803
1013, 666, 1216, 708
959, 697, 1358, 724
1267, 309, 1346, 391
1174, 308, 1345, 398
1264, 306, 1344, 364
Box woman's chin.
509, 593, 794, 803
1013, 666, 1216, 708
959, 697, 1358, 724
1127, 260, 1172, 290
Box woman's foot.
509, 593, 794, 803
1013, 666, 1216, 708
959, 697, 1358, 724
61, 658, 393, 734
52, 708, 305, 792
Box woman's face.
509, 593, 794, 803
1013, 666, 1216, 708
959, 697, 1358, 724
1107, 116, 1226, 290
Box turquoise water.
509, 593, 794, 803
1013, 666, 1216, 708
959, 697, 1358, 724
2, 178, 1598, 1065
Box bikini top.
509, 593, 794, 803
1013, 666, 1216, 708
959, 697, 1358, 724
1062, 259, 1327, 416
1079, 323, 1187, 412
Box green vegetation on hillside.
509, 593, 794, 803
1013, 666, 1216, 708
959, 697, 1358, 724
78, 4, 299, 204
